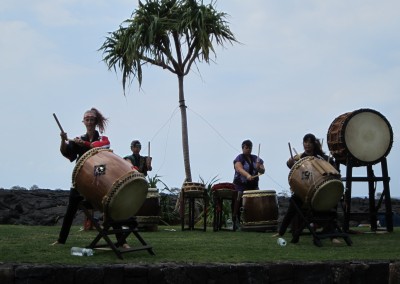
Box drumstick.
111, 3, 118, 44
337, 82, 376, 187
148, 141, 150, 158
288, 142, 294, 159
257, 143, 261, 162
53, 113, 65, 133
252, 172, 263, 178
293, 147, 298, 156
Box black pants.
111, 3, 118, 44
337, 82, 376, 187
57, 188, 83, 244
278, 194, 303, 236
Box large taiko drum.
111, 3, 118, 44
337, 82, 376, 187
288, 156, 344, 212
327, 108, 393, 167
72, 148, 148, 221
241, 189, 279, 232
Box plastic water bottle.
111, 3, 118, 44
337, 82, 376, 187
71, 247, 94, 256
226, 218, 233, 229
277, 238, 287, 247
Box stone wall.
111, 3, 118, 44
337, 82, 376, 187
1, 262, 400, 284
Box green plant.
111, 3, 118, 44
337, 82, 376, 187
147, 174, 163, 188
195, 176, 220, 226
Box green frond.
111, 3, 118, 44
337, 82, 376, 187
99, 0, 238, 93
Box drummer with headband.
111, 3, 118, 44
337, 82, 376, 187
52, 108, 129, 248
274, 133, 341, 244
232, 139, 265, 228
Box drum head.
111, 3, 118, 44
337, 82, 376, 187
106, 173, 149, 221
345, 110, 392, 164
311, 179, 344, 211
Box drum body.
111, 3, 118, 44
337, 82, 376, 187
72, 148, 148, 221
241, 189, 278, 231
136, 188, 161, 231
327, 108, 393, 166
211, 182, 235, 199
288, 156, 344, 211
182, 182, 206, 197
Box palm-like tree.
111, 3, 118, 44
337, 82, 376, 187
100, 0, 237, 182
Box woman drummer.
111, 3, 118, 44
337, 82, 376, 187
274, 133, 341, 243
52, 108, 128, 248
232, 139, 265, 227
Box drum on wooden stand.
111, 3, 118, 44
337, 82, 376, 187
72, 148, 148, 221
240, 189, 279, 232
135, 188, 161, 231
288, 156, 344, 212
327, 108, 393, 167
211, 182, 236, 199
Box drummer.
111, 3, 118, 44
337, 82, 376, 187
124, 140, 152, 176
52, 108, 129, 248
274, 133, 341, 243
232, 139, 265, 226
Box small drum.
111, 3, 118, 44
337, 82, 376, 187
182, 182, 206, 198
327, 108, 393, 166
212, 182, 235, 199
72, 148, 148, 221
241, 189, 279, 231
288, 156, 344, 211
135, 188, 161, 231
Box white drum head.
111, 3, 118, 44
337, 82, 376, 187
345, 111, 392, 163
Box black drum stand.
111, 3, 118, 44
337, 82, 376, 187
339, 157, 393, 232
79, 202, 155, 259
290, 198, 352, 247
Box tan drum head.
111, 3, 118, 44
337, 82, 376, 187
311, 179, 344, 212
345, 110, 392, 164
105, 172, 148, 221
328, 108, 393, 166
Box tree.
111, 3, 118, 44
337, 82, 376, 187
100, 0, 237, 182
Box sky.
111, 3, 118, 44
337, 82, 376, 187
1, 0, 399, 198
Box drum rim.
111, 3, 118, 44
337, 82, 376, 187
243, 189, 276, 194
288, 155, 315, 183
211, 182, 235, 190
328, 108, 393, 166
103, 171, 148, 221
310, 178, 344, 211
71, 148, 113, 188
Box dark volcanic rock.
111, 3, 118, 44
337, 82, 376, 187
0, 188, 399, 227
0, 189, 85, 226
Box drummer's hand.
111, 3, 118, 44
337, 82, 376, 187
60, 132, 68, 141
73, 137, 85, 146
256, 163, 265, 174
246, 174, 253, 181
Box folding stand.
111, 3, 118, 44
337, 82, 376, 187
79, 202, 155, 259
290, 198, 352, 247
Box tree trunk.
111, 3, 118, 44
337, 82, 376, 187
178, 75, 192, 182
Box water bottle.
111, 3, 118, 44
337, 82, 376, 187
277, 238, 287, 247
226, 218, 233, 229
71, 247, 94, 256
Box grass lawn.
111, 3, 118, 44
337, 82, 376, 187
0, 225, 398, 265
